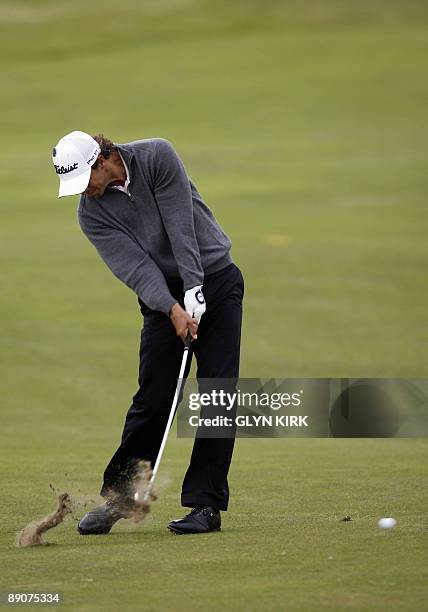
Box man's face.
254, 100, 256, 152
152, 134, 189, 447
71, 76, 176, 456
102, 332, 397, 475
83, 156, 110, 198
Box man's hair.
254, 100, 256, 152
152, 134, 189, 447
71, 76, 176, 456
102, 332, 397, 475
92, 134, 117, 168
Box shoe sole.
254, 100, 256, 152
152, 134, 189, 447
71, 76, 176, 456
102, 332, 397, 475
167, 526, 221, 535
77, 523, 113, 535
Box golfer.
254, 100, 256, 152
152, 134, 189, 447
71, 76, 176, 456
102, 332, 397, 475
52, 131, 244, 535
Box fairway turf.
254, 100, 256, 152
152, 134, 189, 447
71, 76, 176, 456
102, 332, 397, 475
1, 438, 427, 610
1, 1, 427, 610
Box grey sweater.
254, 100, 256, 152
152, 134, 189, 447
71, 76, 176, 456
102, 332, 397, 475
78, 138, 232, 315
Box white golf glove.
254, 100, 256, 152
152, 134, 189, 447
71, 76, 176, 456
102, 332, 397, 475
184, 285, 206, 324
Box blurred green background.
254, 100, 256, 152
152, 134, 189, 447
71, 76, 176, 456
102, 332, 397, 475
1, 0, 427, 379
1, 1, 427, 610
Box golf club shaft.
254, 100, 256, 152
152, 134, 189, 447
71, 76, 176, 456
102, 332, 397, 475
143, 334, 192, 502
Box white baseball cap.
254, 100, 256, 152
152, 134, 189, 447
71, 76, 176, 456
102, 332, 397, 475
52, 131, 101, 198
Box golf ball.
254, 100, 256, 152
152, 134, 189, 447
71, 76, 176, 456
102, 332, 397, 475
378, 517, 397, 529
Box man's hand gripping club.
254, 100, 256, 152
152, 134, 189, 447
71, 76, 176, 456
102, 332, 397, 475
170, 285, 206, 343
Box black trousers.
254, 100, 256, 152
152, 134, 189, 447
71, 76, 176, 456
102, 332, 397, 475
101, 263, 244, 511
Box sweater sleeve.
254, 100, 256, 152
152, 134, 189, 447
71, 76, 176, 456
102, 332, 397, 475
78, 211, 177, 315
151, 139, 204, 291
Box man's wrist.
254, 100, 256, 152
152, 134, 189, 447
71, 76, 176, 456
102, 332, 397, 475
169, 302, 180, 318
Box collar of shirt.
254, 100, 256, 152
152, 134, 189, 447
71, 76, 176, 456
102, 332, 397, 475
108, 150, 131, 196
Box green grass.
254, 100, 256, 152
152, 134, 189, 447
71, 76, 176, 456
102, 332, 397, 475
1, 1, 427, 610
1, 438, 427, 611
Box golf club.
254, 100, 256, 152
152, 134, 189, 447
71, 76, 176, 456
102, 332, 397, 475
140, 333, 192, 503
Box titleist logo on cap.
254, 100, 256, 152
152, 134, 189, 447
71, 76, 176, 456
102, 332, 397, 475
55, 162, 79, 175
